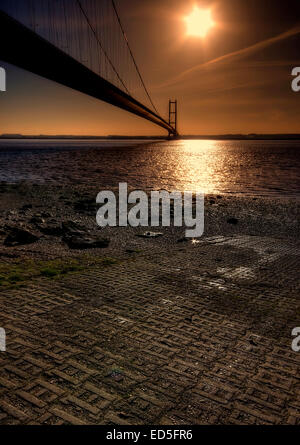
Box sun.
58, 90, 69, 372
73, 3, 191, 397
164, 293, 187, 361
184, 6, 215, 38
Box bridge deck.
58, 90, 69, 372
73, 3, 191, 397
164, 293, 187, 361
0, 9, 177, 136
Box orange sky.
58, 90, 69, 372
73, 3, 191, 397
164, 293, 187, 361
1, 0, 300, 136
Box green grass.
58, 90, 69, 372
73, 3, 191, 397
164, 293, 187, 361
8, 273, 23, 283
40, 268, 59, 278
0, 256, 119, 289
101, 258, 118, 266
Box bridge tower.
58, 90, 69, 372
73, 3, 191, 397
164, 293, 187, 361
168, 99, 178, 138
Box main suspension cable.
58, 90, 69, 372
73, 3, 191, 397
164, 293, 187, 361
111, 0, 159, 115
75, 0, 130, 95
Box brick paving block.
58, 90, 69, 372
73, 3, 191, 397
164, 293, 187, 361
104, 411, 138, 425
1, 365, 32, 386
38, 378, 66, 394
49, 407, 88, 425
194, 377, 236, 404
0, 400, 29, 423
253, 369, 294, 392
65, 394, 100, 415
15, 390, 46, 409
232, 402, 281, 424
243, 383, 288, 412
0, 376, 17, 390
47, 369, 81, 387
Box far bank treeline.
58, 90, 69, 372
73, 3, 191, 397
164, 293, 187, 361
1, 134, 300, 140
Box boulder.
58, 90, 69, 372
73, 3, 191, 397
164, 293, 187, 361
61, 220, 109, 249
30, 215, 62, 237
62, 220, 86, 235
4, 226, 40, 246
38, 220, 63, 237
64, 235, 110, 250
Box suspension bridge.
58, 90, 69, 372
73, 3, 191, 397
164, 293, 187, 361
0, 0, 178, 136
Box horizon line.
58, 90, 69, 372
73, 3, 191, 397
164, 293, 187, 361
1, 133, 300, 139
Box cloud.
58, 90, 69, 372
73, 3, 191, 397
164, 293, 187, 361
156, 25, 300, 89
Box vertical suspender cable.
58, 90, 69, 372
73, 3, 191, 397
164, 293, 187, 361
111, 0, 159, 114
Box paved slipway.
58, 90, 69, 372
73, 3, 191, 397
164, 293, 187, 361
0, 184, 300, 425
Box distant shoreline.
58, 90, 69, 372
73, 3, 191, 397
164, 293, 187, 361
1, 134, 300, 141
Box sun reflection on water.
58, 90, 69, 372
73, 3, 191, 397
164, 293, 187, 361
165, 139, 228, 194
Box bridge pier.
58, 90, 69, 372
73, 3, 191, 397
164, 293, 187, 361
168, 100, 179, 138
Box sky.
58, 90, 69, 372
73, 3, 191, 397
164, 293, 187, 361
0, 0, 300, 136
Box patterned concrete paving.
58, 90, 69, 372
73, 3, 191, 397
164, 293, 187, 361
0, 235, 300, 425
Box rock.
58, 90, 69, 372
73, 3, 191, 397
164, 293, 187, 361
30, 215, 62, 236
137, 231, 163, 238
62, 220, 86, 235
38, 220, 63, 237
30, 216, 45, 225
227, 217, 239, 225
64, 235, 110, 250
4, 226, 40, 246
7, 210, 17, 217
21, 204, 33, 211
177, 237, 189, 243
61, 220, 109, 249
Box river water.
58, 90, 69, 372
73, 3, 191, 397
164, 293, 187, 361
0, 138, 299, 198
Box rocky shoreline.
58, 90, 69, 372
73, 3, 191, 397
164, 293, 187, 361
0, 182, 299, 266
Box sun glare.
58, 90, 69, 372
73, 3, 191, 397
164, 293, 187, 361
184, 6, 214, 38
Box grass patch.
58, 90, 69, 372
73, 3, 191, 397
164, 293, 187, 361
40, 268, 59, 278
101, 258, 118, 266
0, 256, 119, 289
39, 260, 84, 278
8, 273, 23, 283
